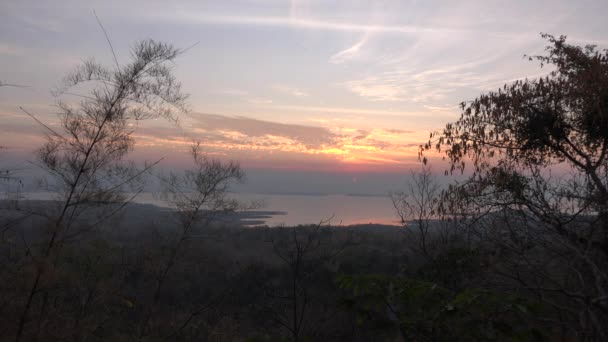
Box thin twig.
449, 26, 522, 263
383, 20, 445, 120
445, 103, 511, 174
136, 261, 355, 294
0, 81, 28, 88
93, 10, 120, 70
19, 107, 66, 141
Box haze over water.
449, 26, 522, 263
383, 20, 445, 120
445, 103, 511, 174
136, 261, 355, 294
19, 192, 399, 227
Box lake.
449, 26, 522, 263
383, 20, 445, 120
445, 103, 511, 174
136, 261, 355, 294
17, 192, 401, 227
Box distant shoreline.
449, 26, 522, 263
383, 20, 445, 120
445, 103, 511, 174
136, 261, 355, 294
3, 192, 400, 226
0, 198, 402, 228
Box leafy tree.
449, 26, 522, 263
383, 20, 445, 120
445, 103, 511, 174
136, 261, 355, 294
423, 34, 608, 339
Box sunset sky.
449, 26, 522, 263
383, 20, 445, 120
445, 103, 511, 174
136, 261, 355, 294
2, 0, 607, 194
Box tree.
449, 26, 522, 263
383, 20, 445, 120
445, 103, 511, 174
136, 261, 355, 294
1, 80, 25, 185
137, 142, 244, 341
390, 166, 441, 257
13, 39, 188, 341
422, 34, 608, 339
255, 220, 351, 341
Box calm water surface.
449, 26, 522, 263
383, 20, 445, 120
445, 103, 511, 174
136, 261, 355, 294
20, 192, 401, 227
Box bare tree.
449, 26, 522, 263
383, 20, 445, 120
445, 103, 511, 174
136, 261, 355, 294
1, 80, 25, 184
137, 142, 244, 341
390, 166, 440, 257
0, 147, 20, 186
390, 165, 464, 262
257, 219, 351, 341
13, 39, 188, 342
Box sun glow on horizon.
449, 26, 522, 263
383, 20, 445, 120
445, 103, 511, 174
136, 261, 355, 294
126, 113, 433, 172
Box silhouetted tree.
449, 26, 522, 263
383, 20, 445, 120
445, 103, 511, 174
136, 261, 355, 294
1, 79, 25, 183
13, 39, 188, 341
137, 142, 244, 341
390, 166, 441, 257
422, 34, 608, 340
256, 220, 351, 341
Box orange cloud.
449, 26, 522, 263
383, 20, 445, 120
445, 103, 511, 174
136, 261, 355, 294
129, 113, 434, 173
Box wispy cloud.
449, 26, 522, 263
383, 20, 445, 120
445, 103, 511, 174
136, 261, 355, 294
221, 89, 249, 96
340, 40, 537, 103
423, 104, 460, 112
0, 43, 26, 56
272, 84, 308, 97
219, 89, 273, 105
147, 12, 471, 35
344, 79, 405, 102
250, 104, 429, 118
248, 97, 273, 105
329, 32, 371, 64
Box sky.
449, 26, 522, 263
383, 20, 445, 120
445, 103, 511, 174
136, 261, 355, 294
1, 0, 607, 195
